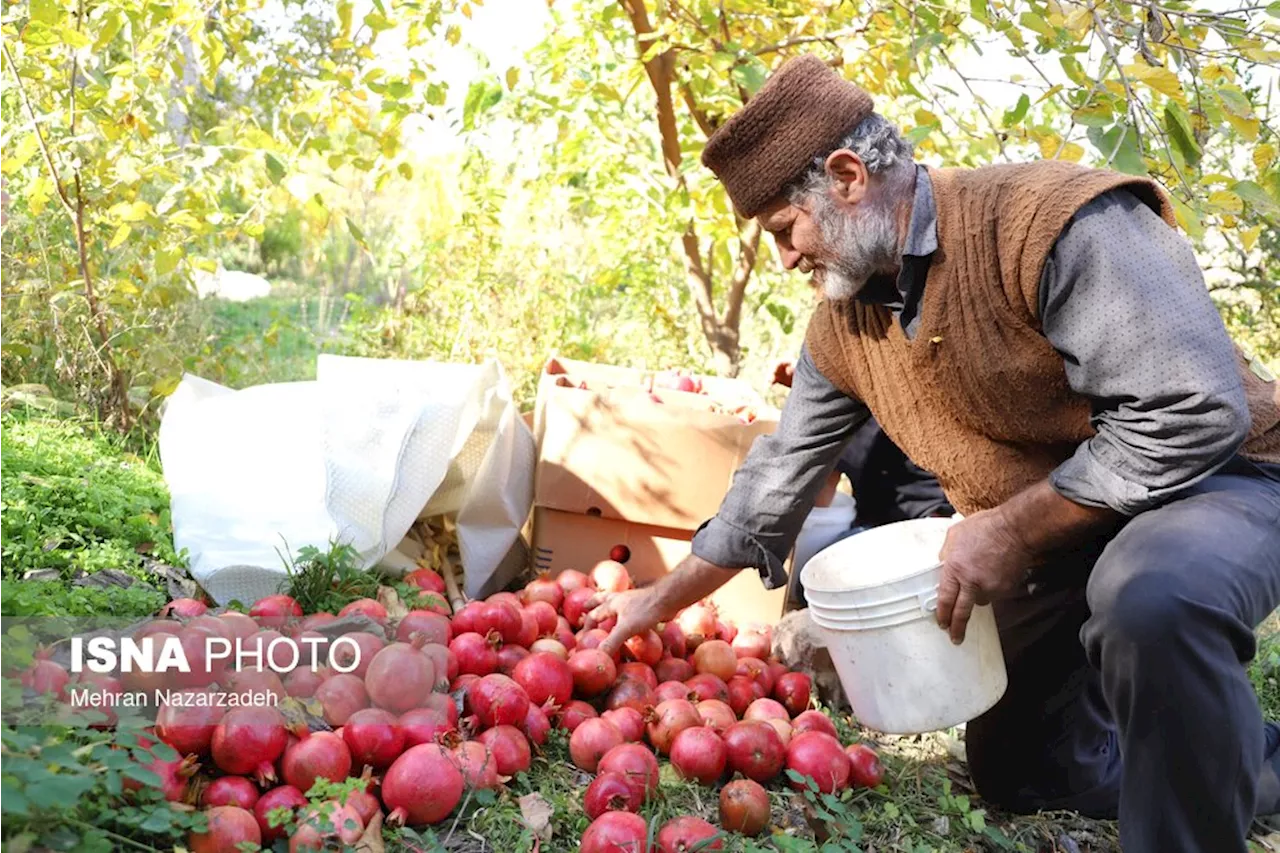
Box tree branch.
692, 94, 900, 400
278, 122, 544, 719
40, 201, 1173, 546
1, 40, 76, 223
937, 47, 1009, 161
721, 218, 762, 332
679, 81, 715, 137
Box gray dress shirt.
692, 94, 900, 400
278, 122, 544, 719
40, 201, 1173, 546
692, 166, 1252, 589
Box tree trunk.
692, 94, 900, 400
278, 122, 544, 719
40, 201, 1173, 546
618, 0, 762, 376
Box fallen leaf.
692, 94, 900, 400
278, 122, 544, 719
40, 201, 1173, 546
376, 585, 410, 623
518, 792, 554, 842
355, 810, 384, 853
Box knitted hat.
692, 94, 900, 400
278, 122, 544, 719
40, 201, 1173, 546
701, 55, 875, 218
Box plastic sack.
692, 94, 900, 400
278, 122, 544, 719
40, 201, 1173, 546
158, 355, 535, 605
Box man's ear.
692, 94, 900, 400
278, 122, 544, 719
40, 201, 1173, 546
824, 149, 868, 206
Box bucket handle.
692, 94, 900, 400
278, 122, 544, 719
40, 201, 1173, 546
918, 590, 938, 614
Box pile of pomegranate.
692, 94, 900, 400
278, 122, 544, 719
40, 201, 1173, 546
33, 559, 884, 851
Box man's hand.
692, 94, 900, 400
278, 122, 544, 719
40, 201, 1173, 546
935, 509, 1034, 644
772, 360, 795, 388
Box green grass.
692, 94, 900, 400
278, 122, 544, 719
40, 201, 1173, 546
197, 292, 341, 389
1252, 626, 1280, 723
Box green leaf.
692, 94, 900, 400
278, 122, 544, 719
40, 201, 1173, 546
1087, 125, 1146, 175
30, 0, 59, 26
94, 9, 123, 49
1164, 102, 1200, 166
264, 152, 286, 185
1233, 180, 1280, 214
731, 58, 768, 96
765, 302, 794, 334
970, 0, 988, 23
1072, 102, 1113, 127
337, 0, 353, 36
1, 781, 30, 815
139, 808, 175, 833
1218, 86, 1254, 119
1003, 94, 1030, 128
364, 12, 396, 31
59, 26, 91, 49
1019, 11, 1055, 38
1267, 1, 1280, 17
347, 217, 370, 254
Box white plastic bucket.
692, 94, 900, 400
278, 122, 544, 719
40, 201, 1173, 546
793, 492, 856, 577
799, 517, 1007, 734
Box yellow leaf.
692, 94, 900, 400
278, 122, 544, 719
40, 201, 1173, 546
1123, 62, 1183, 99
1064, 6, 1091, 37
108, 223, 132, 249
108, 200, 152, 222
1208, 190, 1244, 214
506, 66, 520, 89
1253, 143, 1276, 173
461, 3, 472, 18
1037, 134, 1062, 159
1225, 113, 1260, 141
1241, 226, 1262, 252
914, 108, 940, 127
1060, 142, 1084, 162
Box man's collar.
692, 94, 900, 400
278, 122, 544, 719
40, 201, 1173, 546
903, 164, 938, 258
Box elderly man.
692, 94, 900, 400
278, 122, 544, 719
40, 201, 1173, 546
592, 55, 1280, 851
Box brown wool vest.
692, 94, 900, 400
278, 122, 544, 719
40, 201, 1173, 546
805, 161, 1280, 515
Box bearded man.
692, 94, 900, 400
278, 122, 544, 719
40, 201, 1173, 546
591, 55, 1280, 852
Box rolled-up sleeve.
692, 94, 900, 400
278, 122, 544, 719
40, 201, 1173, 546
691, 345, 870, 587
1042, 190, 1251, 516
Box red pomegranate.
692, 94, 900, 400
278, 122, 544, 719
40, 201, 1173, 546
576, 628, 613, 655
591, 560, 632, 592
669, 726, 727, 785
522, 703, 552, 746
339, 598, 389, 625
692, 640, 736, 681
160, 598, 208, 619
598, 743, 661, 798
601, 707, 645, 743
727, 676, 764, 718
22, 658, 69, 698
201, 776, 259, 810
523, 575, 564, 610
623, 630, 663, 667
555, 569, 592, 594
792, 710, 839, 739
654, 657, 694, 683
659, 622, 687, 659
570, 717, 625, 772
249, 594, 302, 624
449, 631, 500, 677
477, 724, 532, 776
743, 698, 790, 722
210, 706, 290, 784
188, 805, 261, 853
283, 667, 327, 699
405, 567, 446, 594
773, 672, 812, 716
581, 811, 648, 853
397, 610, 452, 646
675, 603, 717, 647
471, 674, 531, 728
290, 800, 364, 851
281, 731, 352, 794
343, 708, 405, 769
314, 674, 369, 726
723, 720, 786, 783
644, 699, 701, 755
399, 705, 455, 748
845, 743, 884, 789
525, 600, 560, 635
497, 644, 530, 674
517, 609, 540, 648
618, 662, 658, 690
585, 771, 644, 819
556, 699, 598, 732
731, 628, 771, 661
330, 631, 384, 680
421, 643, 455, 689
719, 779, 770, 836
655, 681, 694, 703
155, 689, 226, 755
684, 673, 729, 704
786, 731, 851, 794
254, 785, 307, 842
451, 739, 499, 789
695, 700, 736, 733
365, 641, 436, 714
569, 649, 618, 697
562, 587, 596, 629
513, 652, 574, 708
656, 816, 722, 853
606, 678, 657, 714
735, 657, 776, 695
530, 638, 568, 660
383, 744, 465, 825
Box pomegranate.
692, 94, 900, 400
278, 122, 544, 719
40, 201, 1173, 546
657, 816, 722, 853
399, 705, 454, 748
414, 591, 452, 615
471, 674, 531, 728
450, 631, 500, 676
218, 611, 259, 640
562, 587, 596, 629
786, 731, 850, 794
792, 710, 839, 739
201, 776, 259, 810
299, 612, 338, 632
570, 649, 618, 697
618, 662, 658, 690
692, 640, 736, 681
606, 678, 656, 714
67, 672, 123, 727
290, 800, 363, 851
475, 599, 522, 645
598, 743, 661, 797
405, 567, 446, 594
330, 631, 384, 679
346, 779, 381, 826
723, 720, 786, 783
513, 651, 574, 708
283, 667, 327, 699
383, 744, 464, 825
727, 676, 764, 718
339, 597, 389, 625
314, 674, 369, 726
451, 601, 485, 635
719, 779, 770, 836
224, 667, 286, 705
555, 616, 578, 650
577, 628, 613, 654
644, 699, 701, 755
717, 620, 737, 644
281, 731, 352, 794
585, 771, 644, 819
343, 708, 405, 769
451, 740, 499, 789
517, 609, 540, 648
669, 726, 726, 785
774, 672, 812, 716
766, 717, 793, 747
254, 784, 308, 842
676, 604, 717, 647
135, 619, 183, 640
602, 707, 645, 743
498, 644, 531, 674
530, 637, 569, 660
736, 657, 776, 695
581, 811, 648, 853
249, 594, 302, 624
365, 641, 436, 714
684, 674, 729, 704
22, 658, 69, 698
591, 560, 632, 592
156, 689, 226, 755
609, 544, 631, 564
210, 707, 290, 784
477, 724, 532, 775
188, 805, 261, 853
130, 749, 198, 802
845, 743, 884, 788
452, 673, 480, 713
160, 598, 208, 619
523, 576, 564, 611
695, 700, 736, 733
655, 681, 693, 703
489, 591, 522, 610
623, 630, 663, 666
184, 615, 232, 640
555, 569, 592, 594
421, 643, 455, 689
732, 628, 771, 661
556, 699, 598, 732
659, 622, 687, 659
570, 717, 625, 771
654, 657, 694, 683
744, 697, 790, 722
522, 703, 551, 746
526, 600, 560, 635
397, 610, 452, 646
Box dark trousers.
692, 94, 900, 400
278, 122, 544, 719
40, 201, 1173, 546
964, 461, 1280, 853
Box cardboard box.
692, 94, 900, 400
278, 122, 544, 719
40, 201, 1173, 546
531, 507, 787, 626
532, 357, 779, 531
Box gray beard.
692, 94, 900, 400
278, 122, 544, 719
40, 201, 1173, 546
809, 191, 901, 302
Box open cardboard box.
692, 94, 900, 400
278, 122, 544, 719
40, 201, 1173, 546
531, 506, 789, 626
532, 356, 779, 531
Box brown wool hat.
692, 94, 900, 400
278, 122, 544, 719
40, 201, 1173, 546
701, 55, 875, 218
